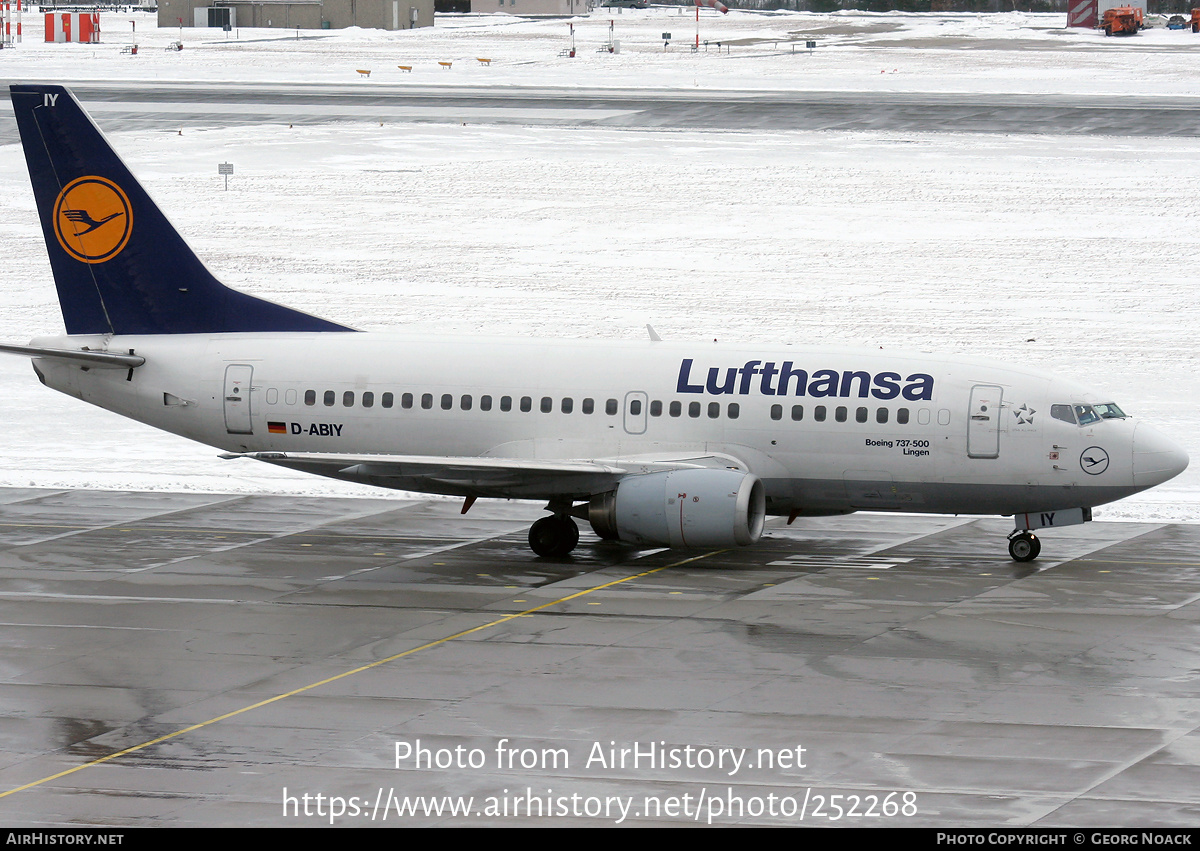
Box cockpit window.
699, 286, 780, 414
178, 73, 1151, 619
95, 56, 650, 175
1054, 402, 1124, 426
1051, 404, 1076, 424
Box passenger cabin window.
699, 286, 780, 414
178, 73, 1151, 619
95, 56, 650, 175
856, 406, 868, 424
688, 402, 701, 418
343, 391, 354, 407
605, 399, 618, 416
500, 396, 512, 412
461, 395, 472, 411
561, 397, 573, 414
897, 407, 909, 425
835, 406, 847, 423
441, 394, 453, 410
382, 392, 394, 409
480, 395, 492, 411
362, 391, 374, 408
670, 401, 682, 418
324, 390, 335, 407
791, 405, 803, 422
305, 390, 316, 406
770, 404, 783, 421
650, 400, 662, 417
520, 396, 532, 413
540, 396, 552, 413
630, 399, 642, 416
582, 398, 594, 415
876, 407, 888, 424
814, 406, 827, 422
727, 403, 739, 419
421, 393, 433, 410
707, 402, 719, 419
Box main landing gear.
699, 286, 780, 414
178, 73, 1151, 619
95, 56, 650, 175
1007, 530, 1041, 563
529, 514, 580, 557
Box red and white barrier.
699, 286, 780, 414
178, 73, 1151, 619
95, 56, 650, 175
1067, 0, 1098, 27
45, 11, 99, 44
1, 1, 23, 46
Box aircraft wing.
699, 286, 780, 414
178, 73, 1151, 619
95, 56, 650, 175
221, 451, 747, 500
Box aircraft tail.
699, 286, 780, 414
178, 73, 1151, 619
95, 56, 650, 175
9, 84, 353, 336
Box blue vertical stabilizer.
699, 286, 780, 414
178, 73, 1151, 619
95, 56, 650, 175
10, 84, 354, 335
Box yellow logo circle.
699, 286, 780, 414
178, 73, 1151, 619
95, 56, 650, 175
53, 176, 133, 265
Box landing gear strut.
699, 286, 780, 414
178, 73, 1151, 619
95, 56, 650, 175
1007, 530, 1041, 563
529, 514, 579, 557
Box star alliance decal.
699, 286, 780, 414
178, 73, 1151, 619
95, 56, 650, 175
1013, 404, 1036, 425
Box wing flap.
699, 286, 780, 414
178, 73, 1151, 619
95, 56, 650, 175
222, 452, 629, 499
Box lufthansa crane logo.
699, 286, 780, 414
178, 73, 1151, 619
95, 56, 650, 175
1081, 446, 1110, 476
52, 176, 133, 264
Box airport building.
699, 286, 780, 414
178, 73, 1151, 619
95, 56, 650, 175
158, 0, 434, 29
469, 0, 589, 13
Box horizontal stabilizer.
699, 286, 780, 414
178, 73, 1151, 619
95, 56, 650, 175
0, 342, 145, 368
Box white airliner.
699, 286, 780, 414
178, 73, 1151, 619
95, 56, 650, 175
2, 84, 1189, 561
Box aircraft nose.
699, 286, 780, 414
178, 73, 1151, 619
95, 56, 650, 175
1133, 423, 1189, 487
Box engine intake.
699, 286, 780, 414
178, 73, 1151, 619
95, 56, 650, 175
586, 469, 766, 548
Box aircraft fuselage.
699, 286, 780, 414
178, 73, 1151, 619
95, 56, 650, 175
29, 331, 1184, 518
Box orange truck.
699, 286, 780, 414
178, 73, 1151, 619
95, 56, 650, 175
1101, 6, 1143, 35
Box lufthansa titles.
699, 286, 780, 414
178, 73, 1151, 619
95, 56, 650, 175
677, 359, 934, 401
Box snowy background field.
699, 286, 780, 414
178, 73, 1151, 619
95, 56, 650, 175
0, 9, 1197, 521
8, 9, 1200, 95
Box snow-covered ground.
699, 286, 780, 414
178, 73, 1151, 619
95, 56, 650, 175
1, 10, 1198, 522
7, 9, 1200, 95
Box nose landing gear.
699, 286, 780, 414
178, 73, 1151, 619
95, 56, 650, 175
1007, 529, 1041, 562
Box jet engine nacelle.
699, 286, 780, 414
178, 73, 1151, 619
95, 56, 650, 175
586, 469, 766, 548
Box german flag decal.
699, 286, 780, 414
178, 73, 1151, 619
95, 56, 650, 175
268, 421, 287, 434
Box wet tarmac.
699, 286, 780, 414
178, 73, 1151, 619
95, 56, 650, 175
0, 487, 1196, 826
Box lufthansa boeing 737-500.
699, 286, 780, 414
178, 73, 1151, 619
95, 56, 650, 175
1, 84, 1189, 561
